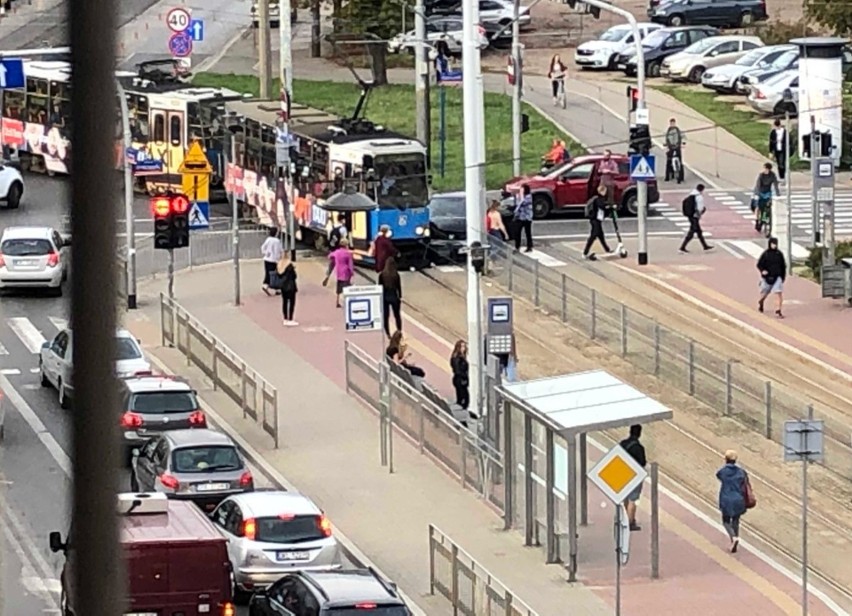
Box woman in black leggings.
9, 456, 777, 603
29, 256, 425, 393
378, 257, 403, 337
450, 340, 470, 410
279, 260, 298, 326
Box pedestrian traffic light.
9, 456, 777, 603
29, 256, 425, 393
628, 124, 651, 155
521, 113, 530, 134
151, 194, 191, 250
563, 0, 601, 18
627, 86, 639, 112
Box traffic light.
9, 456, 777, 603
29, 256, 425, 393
151, 194, 191, 250
521, 113, 530, 134
628, 124, 651, 155
563, 0, 601, 18
626, 86, 639, 112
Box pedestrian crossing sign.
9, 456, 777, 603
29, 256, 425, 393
189, 201, 210, 230
629, 154, 656, 180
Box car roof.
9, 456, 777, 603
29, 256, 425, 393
571, 153, 627, 164
122, 375, 192, 393
1, 227, 55, 241
163, 428, 235, 448
301, 570, 404, 606
227, 490, 321, 518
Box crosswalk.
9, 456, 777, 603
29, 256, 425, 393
0, 315, 67, 362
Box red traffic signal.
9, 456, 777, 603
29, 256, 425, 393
626, 86, 639, 112
150, 194, 190, 217
171, 195, 190, 214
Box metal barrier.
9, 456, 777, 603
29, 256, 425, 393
428, 525, 539, 616
344, 340, 505, 511
485, 238, 852, 482
159, 292, 280, 448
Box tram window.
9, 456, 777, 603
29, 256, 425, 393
3, 90, 25, 120
169, 115, 182, 145
129, 95, 149, 140
153, 114, 165, 142
27, 77, 48, 96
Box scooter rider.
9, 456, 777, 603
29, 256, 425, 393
665, 118, 684, 182
583, 184, 614, 261
753, 162, 780, 231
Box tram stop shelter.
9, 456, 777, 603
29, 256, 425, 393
496, 369, 672, 581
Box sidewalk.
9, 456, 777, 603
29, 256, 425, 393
125, 259, 845, 615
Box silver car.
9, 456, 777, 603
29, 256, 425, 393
39, 328, 151, 408
211, 490, 342, 596
701, 45, 795, 93
747, 69, 798, 116
661, 35, 762, 83
0, 226, 69, 294
130, 429, 254, 512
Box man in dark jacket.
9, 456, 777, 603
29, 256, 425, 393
679, 183, 713, 253
768, 119, 787, 181
757, 237, 787, 318
371, 225, 397, 274
582, 184, 612, 261
620, 424, 647, 531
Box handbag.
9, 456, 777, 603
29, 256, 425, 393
268, 272, 285, 291
743, 472, 757, 509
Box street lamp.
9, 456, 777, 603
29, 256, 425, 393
781, 88, 795, 274
226, 114, 245, 306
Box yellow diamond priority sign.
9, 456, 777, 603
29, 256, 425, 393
588, 444, 648, 504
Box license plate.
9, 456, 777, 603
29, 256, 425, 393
196, 482, 229, 492
126, 613, 158, 616
15, 259, 35, 267
277, 551, 310, 561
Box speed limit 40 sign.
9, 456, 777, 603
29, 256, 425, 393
166, 7, 191, 32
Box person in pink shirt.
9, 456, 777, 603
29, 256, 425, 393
598, 149, 619, 206
323, 238, 355, 307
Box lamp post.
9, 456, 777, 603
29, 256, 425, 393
227, 115, 245, 306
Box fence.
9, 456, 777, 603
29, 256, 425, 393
343, 340, 505, 511
159, 293, 280, 447
485, 238, 852, 482
429, 525, 539, 616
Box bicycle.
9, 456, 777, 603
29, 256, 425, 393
666, 146, 684, 184
753, 192, 772, 238
554, 78, 566, 109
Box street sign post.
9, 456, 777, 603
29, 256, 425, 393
629, 154, 656, 180
189, 19, 204, 42
179, 141, 213, 232
343, 285, 383, 332
166, 7, 191, 32
0, 58, 25, 89
168, 31, 193, 58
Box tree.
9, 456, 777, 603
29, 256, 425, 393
803, 0, 852, 38
338, 0, 406, 85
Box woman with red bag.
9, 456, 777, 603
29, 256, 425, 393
716, 450, 755, 553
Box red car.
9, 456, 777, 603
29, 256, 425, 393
501, 153, 661, 219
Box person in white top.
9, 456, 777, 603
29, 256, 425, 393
548, 54, 567, 105
260, 227, 284, 296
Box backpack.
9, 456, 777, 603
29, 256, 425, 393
328, 226, 342, 249
584, 197, 596, 219
682, 194, 696, 218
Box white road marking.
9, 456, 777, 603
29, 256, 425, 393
525, 249, 566, 267
718, 241, 745, 260
0, 368, 21, 376
47, 317, 68, 332
8, 318, 47, 354
0, 340, 7, 355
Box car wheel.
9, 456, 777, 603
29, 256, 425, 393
667, 14, 685, 26
739, 10, 754, 27
607, 54, 618, 70
729, 78, 740, 93
58, 379, 70, 410
6, 181, 22, 209
648, 61, 662, 78
621, 192, 638, 216
231, 572, 249, 606
531, 194, 552, 219
689, 66, 705, 83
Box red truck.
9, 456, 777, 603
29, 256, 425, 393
50, 492, 235, 616
501, 153, 661, 219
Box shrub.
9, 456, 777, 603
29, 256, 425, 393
805, 240, 852, 282
751, 19, 819, 45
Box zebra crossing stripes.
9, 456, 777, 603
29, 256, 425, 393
720, 240, 811, 260
7, 318, 47, 354
0, 316, 67, 362
708, 189, 852, 235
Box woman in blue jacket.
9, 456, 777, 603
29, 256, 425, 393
716, 450, 747, 553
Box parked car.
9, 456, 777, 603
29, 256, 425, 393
662, 35, 762, 82
701, 44, 794, 93
574, 23, 663, 70
211, 491, 342, 599
500, 154, 661, 219
0, 163, 24, 209
747, 69, 798, 115
615, 25, 717, 77
248, 569, 410, 615
649, 0, 768, 28
431, 0, 531, 27
0, 226, 68, 295
388, 16, 488, 55
738, 47, 798, 93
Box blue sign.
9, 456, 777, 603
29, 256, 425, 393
629, 154, 656, 180
0, 58, 25, 89
189, 19, 204, 42
189, 201, 210, 230
168, 31, 193, 58
134, 159, 164, 174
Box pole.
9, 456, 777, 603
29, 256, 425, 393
257, 0, 272, 98
462, 0, 486, 417
615, 505, 622, 616
810, 115, 819, 246
802, 455, 809, 616
278, 2, 296, 261
785, 111, 793, 275
116, 82, 137, 309
310, 0, 321, 57
414, 0, 431, 162
511, 0, 522, 177
231, 132, 241, 305
439, 86, 446, 178
167, 248, 175, 299
280, 0, 293, 96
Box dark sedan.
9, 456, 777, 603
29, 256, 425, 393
649, 0, 768, 28
427, 192, 467, 264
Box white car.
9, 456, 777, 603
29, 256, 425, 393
0, 226, 68, 294
388, 17, 488, 55
0, 163, 24, 209
574, 23, 662, 70
39, 328, 152, 409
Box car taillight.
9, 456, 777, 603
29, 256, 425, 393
188, 410, 207, 426
46, 252, 59, 267
355, 604, 378, 610
754, 90, 765, 99
221, 602, 235, 616
120, 412, 143, 428
239, 470, 253, 488
0, 253, 5, 268
242, 517, 257, 540
317, 514, 332, 538
159, 473, 179, 489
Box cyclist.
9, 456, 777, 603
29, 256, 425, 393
548, 54, 567, 106
664, 118, 684, 183
753, 162, 780, 232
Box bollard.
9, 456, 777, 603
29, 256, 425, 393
561, 273, 568, 322
725, 360, 733, 415
653, 323, 661, 377
651, 463, 660, 579
687, 341, 695, 396
764, 381, 772, 439
590, 289, 597, 339
620, 304, 628, 358
534, 259, 540, 306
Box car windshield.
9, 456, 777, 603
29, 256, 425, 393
329, 608, 409, 615
116, 337, 142, 360
373, 153, 429, 209
129, 391, 198, 414
429, 195, 465, 217
254, 515, 325, 543
641, 29, 669, 48
684, 38, 718, 54
600, 27, 628, 42
770, 50, 797, 69
1, 239, 52, 256
764, 71, 795, 87
172, 446, 241, 473
736, 49, 765, 66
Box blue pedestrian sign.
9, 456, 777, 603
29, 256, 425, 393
0, 58, 25, 89
629, 154, 656, 180
189, 19, 204, 42
168, 31, 193, 58
189, 201, 210, 230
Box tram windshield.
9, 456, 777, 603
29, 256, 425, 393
373, 153, 429, 209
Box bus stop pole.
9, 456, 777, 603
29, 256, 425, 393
116, 82, 136, 309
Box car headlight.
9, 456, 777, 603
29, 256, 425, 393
415, 225, 425, 236
655, 8, 666, 14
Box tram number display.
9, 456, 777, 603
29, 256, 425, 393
166, 7, 191, 32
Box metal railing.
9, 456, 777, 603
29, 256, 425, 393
429, 525, 540, 616
159, 293, 280, 448
485, 238, 852, 482
344, 341, 505, 511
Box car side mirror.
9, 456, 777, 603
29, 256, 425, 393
49, 531, 66, 553
41, 341, 50, 351
62, 236, 72, 247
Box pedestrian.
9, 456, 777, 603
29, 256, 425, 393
386, 331, 426, 378
328, 214, 347, 250
620, 424, 647, 531
370, 224, 398, 274
378, 257, 403, 337
278, 257, 298, 326
769, 119, 787, 181
260, 227, 283, 296
598, 149, 619, 206
513, 184, 534, 253
486, 200, 509, 242
582, 184, 612, 260
323, 238, 355, 308
679, 183, 713, 254
757, 237, 787, 318
664, 117, 684, 182
752, 162, 780, 231
547, 54, 567, 105
450, 340, 470, 410
716, 450, 749, 553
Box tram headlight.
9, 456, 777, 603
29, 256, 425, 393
415, 225, 426, 236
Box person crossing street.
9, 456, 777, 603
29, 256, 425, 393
679, 183, 713, 254
583, 185, 612, 261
